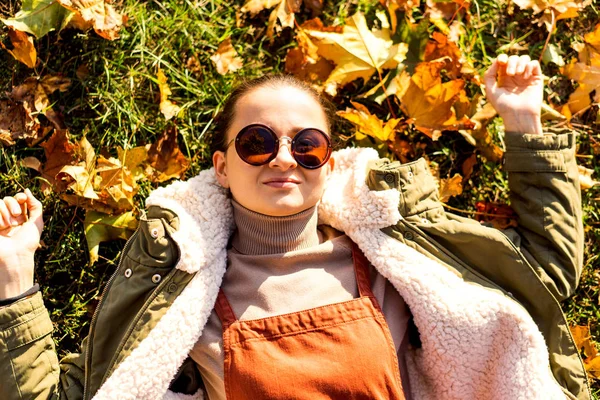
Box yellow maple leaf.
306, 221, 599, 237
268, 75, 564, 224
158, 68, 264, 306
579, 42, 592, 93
210, 38, 244, 75
156, 69, 181, 121
304, 12, 408, 96
578, 165, 600, 190
399, 59, 475, 137
337, 101, 401, 142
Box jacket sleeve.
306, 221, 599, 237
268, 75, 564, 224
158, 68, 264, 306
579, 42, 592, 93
0, 291, 85, 400
502, 128, 583, 302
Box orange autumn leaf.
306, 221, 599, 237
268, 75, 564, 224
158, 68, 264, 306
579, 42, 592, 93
10, 75, 71, 116
241, 0, 311, 39
156, 69, 181, 120
337, 101, 402, 142
570, 325, 600, 379
438, 173, 463, 202
210, 38, 243, 75
1, 28, 37, 68
285, 23, 335, 85
58, 0, 126, 40
475, 201, 518, 230
424, 32, 463, 79
147, 126, 190, 183
399, 59, 475, 137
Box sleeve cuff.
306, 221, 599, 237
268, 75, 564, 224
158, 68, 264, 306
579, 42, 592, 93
503, 129, 576, 172
0, 291, 53, 351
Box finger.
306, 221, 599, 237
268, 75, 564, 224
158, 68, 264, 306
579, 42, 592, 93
4, 196, 23, 217
14, 192, 27, 204
506, 55, 520, 75
530, 60, 542, 77
24, 189, 44, 234
516, 55, 531, 75
483, 59, 499, 95
0, 200, 11, 229
497, 54, 509, 65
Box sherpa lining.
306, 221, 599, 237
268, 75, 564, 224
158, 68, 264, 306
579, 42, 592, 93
92, 147, 565, 400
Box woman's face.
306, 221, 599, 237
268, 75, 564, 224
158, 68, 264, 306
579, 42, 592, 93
213, 84, 335, 217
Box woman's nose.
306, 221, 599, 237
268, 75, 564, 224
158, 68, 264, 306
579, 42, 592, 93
270, 138, 297, 170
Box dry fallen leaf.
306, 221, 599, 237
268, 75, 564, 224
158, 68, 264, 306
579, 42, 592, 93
337, 101, 402, 142
438, 173, 463, 202
459, 101, 504, 163
157, 69, 182, 120
512, 0, 592, 32
0, 99, 50, 146
210, 38, 244, 75
285, 22, 336, 86
242, 0, 305, 39
1, 28, 37, 68
147, 126, 190, 182
475, 201, 519, 230
118, 145, 150, 182
424, 32, 463, 79
58, 0, 126, 40
570, 325, 600, 379
84, 210, 138, 264
304, 12, 408, 96
11, 74, 71, 116
399, 59, 475, 137
39, 129, 78, 194
578, 165, 600, 190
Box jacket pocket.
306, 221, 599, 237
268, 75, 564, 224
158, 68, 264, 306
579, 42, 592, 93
128, 217, 177, 268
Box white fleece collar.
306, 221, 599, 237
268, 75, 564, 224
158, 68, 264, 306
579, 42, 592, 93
92, 147, 565, 400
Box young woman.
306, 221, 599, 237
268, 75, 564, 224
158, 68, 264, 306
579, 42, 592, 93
0, 54, 590, 400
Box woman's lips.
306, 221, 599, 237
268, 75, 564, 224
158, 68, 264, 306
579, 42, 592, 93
263, 179, 300, 188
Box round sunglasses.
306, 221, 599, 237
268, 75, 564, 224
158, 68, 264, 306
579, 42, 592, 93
226, 124, 332, 169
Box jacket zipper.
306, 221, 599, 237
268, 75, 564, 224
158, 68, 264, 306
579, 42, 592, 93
83, 229, 139, 400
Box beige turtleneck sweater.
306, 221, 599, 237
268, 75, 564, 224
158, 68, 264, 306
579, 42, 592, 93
189, 201, 412, 399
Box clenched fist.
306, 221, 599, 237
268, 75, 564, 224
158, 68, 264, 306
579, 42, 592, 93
0, 189, 44, 300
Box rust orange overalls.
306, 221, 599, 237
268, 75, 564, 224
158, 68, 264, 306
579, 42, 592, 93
214, 243, 407, 399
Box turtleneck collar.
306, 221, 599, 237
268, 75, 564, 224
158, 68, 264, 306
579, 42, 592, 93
230, 200, 321, 255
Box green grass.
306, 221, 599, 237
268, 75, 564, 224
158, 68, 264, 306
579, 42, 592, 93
1, 0, 599, 396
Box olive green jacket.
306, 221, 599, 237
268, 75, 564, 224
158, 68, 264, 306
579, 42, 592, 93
0, 130, 590, 399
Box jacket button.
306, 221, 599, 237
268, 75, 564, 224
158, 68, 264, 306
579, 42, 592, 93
404, 231, 414, 240
167, 283, 178, 293
152, 274, 162, 284
150, 228, 160, 238
384, 173, 395, 184
124, 268, 132, 278
407, 171, 414, 181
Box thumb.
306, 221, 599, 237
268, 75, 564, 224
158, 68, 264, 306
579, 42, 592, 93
483, 59, 499, 99
24, 189, 44, 234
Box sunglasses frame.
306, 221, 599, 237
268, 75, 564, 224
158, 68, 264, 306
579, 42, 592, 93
228, 123, 333, 169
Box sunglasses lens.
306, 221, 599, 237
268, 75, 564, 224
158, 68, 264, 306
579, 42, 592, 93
293, 129, 331, 169
235, 126, 277, 165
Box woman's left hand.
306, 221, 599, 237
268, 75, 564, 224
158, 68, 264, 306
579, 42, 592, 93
484, 54, 544, 135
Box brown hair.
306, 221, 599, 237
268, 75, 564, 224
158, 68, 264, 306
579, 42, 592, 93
210, 75, 339, 155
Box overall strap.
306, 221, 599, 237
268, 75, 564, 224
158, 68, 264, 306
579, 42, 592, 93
351, 242, 375, 299
214, 289, 237, 329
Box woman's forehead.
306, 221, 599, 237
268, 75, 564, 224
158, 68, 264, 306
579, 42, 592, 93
229, 85, 328, 135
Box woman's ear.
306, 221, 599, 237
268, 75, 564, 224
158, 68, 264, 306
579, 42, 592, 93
212, 150, 230, 188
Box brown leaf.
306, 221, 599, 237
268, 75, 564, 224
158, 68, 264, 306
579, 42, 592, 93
388, 136, 417, 164
1, 28, 37, 68
461, 153, 477, 181
424, 32, 463, 79
76, 64, 90, 80
58, 0, 125, 40
513, 0, 591, 31
11, 74, 71, 117
157, 69, 181, 120
459, 101, 504, 162
0, 99, 49, 146
399, 59, 475, 137
438, 173, 463, 202
147, 126, 190, 182
475, 201, 518, 230
21, 156, 42, 172
39, 129, 77, 194
210, 38, 243, 75
285, 26, 335, 85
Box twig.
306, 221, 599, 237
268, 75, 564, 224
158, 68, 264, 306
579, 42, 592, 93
538, 9, 556, 64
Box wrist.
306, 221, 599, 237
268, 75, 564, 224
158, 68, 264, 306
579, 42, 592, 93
0, 256, 35, 300
501, 112, 543, 135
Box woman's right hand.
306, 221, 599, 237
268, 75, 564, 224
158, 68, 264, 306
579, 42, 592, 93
0, 189, 44, 300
